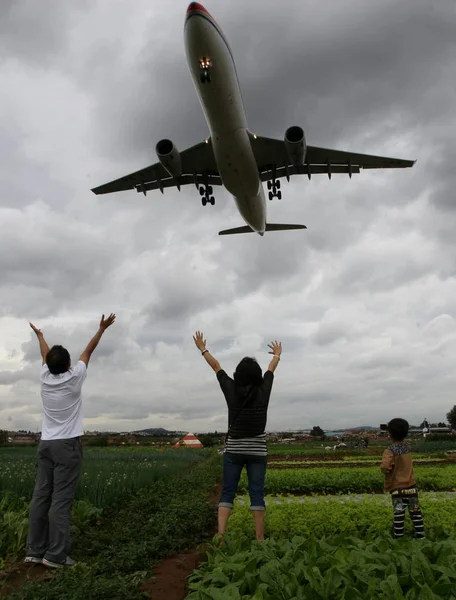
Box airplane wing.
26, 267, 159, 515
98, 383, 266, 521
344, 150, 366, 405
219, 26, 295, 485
249, 134, 416, 181
91, 140, 223, 195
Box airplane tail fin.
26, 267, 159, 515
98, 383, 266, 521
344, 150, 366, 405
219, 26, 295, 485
218, 223, 307, 236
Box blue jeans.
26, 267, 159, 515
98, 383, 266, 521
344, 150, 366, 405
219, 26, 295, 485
219, 452, 267, 511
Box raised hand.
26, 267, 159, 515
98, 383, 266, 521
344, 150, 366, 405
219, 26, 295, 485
29, 322, 43, 337
268, 340, 282, 357
193, 331, 207, 352
99, 313, 116, 330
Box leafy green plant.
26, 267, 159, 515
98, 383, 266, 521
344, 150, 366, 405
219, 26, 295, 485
187, 533, 456, 599
227, 493, 456, 539
239, 465, 456, 495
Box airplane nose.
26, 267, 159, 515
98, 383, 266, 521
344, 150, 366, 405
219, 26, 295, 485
187, 2, 207, 13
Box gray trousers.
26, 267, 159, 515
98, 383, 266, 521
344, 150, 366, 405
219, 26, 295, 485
27, 437, 83, 563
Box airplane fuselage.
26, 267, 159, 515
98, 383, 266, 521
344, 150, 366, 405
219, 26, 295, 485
184, 3, 266, 235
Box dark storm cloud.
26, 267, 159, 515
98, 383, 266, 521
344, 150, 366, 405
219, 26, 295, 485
0, 202, 126, 318
21, 317, 131, 371
90, 0, 455, 155
0, 127, 59, 209
334, 250, 433, 294
2, 0, 456, 431
83, 0, 456, 274
217, 233, 312, 296
0, 0, 89, 66
235, 1, 456, 139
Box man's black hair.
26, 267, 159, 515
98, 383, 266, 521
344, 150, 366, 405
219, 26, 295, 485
387, 418, 409, 442
46, 345, 71, 375
233, 357, 263, 387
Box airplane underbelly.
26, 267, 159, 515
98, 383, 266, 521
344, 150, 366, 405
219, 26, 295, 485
234, 189, 266, 233
213, 130, 266, 232
212, 129, 260, 197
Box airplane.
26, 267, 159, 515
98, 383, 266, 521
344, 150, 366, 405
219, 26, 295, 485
91, 2, 416, 236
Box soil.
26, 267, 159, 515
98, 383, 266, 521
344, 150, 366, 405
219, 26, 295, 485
141, 483, 221, 600
140, 549, 206, 599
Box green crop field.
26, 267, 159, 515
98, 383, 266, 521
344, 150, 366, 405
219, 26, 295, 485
2, 440, 456, 599
186, 442, 456, 599
0, 446, 209, 508
238, 464, 456, 495
0, 445, 211, 568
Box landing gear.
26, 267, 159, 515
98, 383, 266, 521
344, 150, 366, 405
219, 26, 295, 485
199, 57, 212, 83
199, 183, 215, 206
200, 69, 211, 83
267, 178, 282, 200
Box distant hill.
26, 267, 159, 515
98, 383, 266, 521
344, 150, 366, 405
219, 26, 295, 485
344, 426, 377, 431
132, 428, 172, 435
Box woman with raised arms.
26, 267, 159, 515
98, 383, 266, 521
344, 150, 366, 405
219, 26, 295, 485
193, 331, 282, 541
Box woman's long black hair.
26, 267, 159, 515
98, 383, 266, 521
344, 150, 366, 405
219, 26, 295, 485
233, 357, 263, 390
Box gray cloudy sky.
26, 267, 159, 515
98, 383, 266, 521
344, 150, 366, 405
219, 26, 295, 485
1, 0, 456, 434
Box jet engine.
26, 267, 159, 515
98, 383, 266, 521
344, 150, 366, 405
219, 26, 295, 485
284, 126, 306, 166
155, 139, 182, 178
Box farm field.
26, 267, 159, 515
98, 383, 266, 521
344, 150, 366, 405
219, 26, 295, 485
0, 445, 219, 599
2, 441, 456, 598
187, 442, 456, 599
0, 445, 209, 508
238, 464, 456, 494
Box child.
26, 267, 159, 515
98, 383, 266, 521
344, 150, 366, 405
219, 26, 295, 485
380, 418, 425, 539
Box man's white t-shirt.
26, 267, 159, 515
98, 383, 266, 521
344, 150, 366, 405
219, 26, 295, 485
40, 360, 87, 440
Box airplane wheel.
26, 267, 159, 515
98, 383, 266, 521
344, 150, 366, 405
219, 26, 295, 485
277, 191, 282, 200
202, 198, 207, 206
267, 181, 272, 190
207, 185, 213, 194
210, 197, 215, 205
268, 192, 273, 201
276, 180, 281, 189
199, 187, 205, 196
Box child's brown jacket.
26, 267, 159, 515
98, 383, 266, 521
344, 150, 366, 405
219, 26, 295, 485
380, 442, 416, 491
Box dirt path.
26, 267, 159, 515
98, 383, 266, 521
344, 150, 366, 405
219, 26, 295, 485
0, 563, 53, 598
141, 483, 221, 600
0, 484, 222, 600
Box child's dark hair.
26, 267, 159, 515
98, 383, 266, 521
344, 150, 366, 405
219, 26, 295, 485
387, 418, 409, 442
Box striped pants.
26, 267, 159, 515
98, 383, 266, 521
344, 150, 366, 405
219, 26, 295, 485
391, 487, 425, 539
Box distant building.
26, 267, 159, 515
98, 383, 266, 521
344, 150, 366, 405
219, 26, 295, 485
429, 427, 453, 435
9, 434, 38, 445
173, 433, 204, 448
